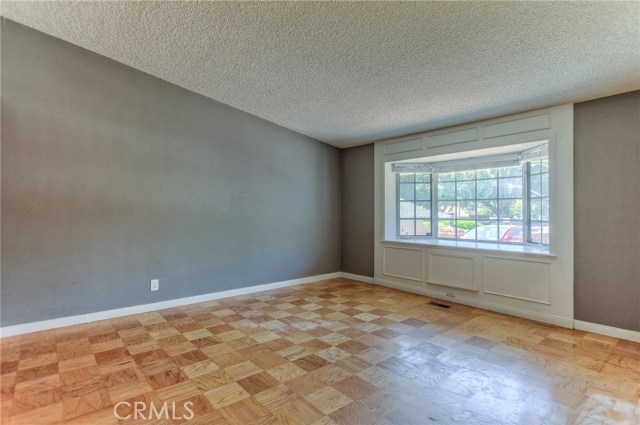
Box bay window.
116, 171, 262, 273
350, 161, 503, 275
394, 142, 549, 247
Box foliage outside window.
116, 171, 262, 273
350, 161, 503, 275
396, 144, 549, 247
398, 173, 432, 236
527, 159, 550, 244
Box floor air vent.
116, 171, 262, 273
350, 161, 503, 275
429, 301, 451, 308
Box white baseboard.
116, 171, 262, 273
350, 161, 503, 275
340, 273, 374, 284
0, 272, 342, 338
574, 320, 640, 343
370, 277, 574, 328
5, 272, 637, 344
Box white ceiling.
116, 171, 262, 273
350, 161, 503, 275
2, 1, 639, 148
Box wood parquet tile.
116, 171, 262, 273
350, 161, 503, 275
1, 278, 639, 424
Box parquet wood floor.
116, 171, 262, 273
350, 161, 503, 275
1, 278, 638, 424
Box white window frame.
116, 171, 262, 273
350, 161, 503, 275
377, 124, 569, 257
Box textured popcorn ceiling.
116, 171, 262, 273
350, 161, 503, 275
2, 1, 639, 147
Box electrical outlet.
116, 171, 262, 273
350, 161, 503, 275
150, 279, 159, 291
445, 291, 455, 298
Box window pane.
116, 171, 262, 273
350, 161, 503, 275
399, 173, 415, 183
541, 225, 550, 245
456, 181, 475, 200
527, 155, 549, 245
499, 221, 523, 243
530, 175, 542, 197
416, 202, 431, 218
438, 172, 455, 182
455, 170, 476, 181
478, 220, 497, 227
397, 172, 432, 238
395, 147, 547, 247
437, 220, 456, 239
416, 183, 431, 201
499, 199, 522, 221
530, 221, 550, 245
530, 221, 543, 243
438, 182, 455, 200
498, 165, 521, 177
457, 201, 476, 220
499, 177, 522, 198
531, 159, 549, 174
477, 200, 498, 219
476, 168, 498, 179
438, 201, 456, 219
528, 221, 549, 245
477, 179, 497, 199
455, 217, 478, 240
416, 220, 431, 235
399, 220, 415, 236
541, 198, 549, 221
399, 183, 414, 200
460, 227, 477, 240
416, 173, 430, 183
541, 174, 549, 197
399, 201, 414, 219
476, 221, 499, 241
530, 160, 542, 174
530, 198, 542, 221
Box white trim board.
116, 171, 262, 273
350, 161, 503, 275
0, 272, 342, 338
574, 320, 640, 343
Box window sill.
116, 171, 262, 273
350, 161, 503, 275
382, 238, 556, 259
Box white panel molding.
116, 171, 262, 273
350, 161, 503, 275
574, 320, 640, 343
377, 108, 558, 160
382, 246, 423, 282
426, 250, 479, 291
0, 272, 342, 338
383, 138, 423, 155
482, 256, 551, 305
425, 127, 478, 148
482, 113, 551, 139
372, 277, 573, 328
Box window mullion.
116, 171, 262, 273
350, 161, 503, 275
431, 173, 438, 238
412, 173, 418, 237
454, 177, 458, 239
495, 172, 499, 229
474, 177, 478, 238
396, 173, 401, 237
523, 162, 531, 245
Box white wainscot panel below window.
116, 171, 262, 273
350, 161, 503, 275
483, 256, 551, 304
426, 250, 479, 291
382, 246, 423, 282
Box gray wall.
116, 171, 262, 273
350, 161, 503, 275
341, 144, 374, 277
1, 19, 341, 326
574, 90, 640, 332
